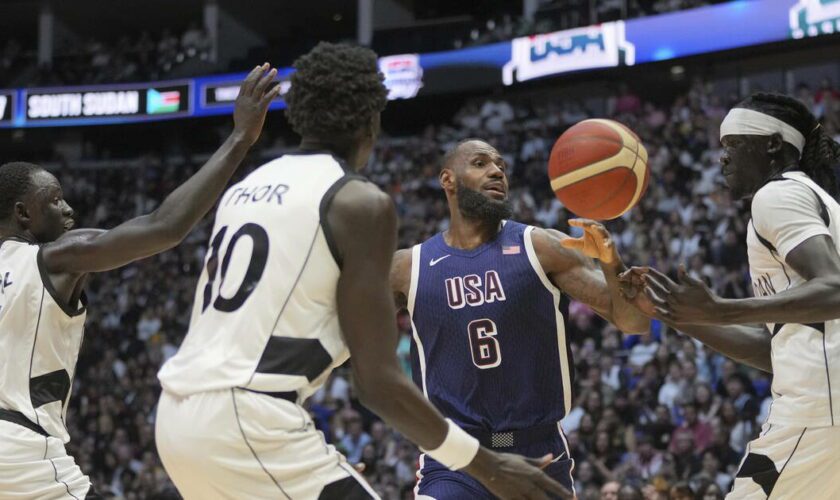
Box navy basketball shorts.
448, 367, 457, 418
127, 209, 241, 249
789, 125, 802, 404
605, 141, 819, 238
414, 424, 575, 499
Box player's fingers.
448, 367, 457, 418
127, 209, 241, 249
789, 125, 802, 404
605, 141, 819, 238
524, 454, 553, 469
677, 263, 703, 287
654, 306, 673, 320
642, 274, 671, 298
254, 67, 278, 97
241, 63, 267, 96
643, 266, 676, 289
260, 82, 282, 106
535, 473, 572, 499
643, 286, 668, 308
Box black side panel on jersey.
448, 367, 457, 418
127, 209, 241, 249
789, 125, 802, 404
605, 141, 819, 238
30, 369, 71, 408
255, 337, 333, 381
318, 476, 375, 500
319, 174, 370, 269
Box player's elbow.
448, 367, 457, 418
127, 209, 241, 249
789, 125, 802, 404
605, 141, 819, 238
146, 212, 189, 249
353, 366, 405, 413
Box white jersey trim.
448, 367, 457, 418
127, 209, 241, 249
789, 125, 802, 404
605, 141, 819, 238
523, 226, 572, 415
407, 244, 428, 398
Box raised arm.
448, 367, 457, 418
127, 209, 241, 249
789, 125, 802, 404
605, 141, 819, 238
532, 220, 650, 334
41, 64, 281, 275
330, 180, 570, 500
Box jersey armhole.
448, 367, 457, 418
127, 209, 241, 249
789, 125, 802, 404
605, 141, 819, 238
36, 246, 87, 318
319, 174, 369, 269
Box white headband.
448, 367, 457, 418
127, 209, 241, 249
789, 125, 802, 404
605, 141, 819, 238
719, 108, 806, 154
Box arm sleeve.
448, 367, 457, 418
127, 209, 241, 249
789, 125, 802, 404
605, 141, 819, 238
751, 180, 831, 259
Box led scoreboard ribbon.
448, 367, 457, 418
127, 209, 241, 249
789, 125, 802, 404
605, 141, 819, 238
2, 0, 833, 128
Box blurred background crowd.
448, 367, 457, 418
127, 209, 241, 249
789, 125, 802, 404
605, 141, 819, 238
4, 0, 840, 498
42, 77, 839, 499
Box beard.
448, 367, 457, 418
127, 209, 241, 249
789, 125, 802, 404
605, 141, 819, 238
456, 182, 513, 225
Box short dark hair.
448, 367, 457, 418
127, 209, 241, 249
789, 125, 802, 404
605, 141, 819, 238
441, 138, 490, 171
284, 42, 387, 140
738, 92, 840, 197
0, 162, 43, 220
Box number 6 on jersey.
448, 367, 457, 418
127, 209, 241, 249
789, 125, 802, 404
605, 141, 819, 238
468, 319, 501, 369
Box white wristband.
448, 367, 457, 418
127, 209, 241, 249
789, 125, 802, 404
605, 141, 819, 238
421, 419, 480, 470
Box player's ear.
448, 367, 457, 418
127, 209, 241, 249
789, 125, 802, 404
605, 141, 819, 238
767, 133, 784, 155
439, 167, 455, 192
13, 201, 31, 228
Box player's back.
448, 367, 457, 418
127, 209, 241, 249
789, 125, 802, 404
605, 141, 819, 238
408, 221, 573, 433
159, 152, 355, 402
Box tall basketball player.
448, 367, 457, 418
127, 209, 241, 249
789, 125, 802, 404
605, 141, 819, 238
155, 43, 568, 500
622, 93, 840, 498
389, 138, 651, 499
0, 64, 280, 499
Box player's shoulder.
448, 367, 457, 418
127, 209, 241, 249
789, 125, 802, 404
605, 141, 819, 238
529, 225, 569, 251
751, 175, 815, 213
329, 178, 393, 221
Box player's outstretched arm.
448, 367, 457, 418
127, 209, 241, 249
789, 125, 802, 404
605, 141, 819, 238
623, 235, 840, 326
330, 180, 572, 500
620, 267, 772, 372
533, 221, 650, 334
40, 64, 281, 275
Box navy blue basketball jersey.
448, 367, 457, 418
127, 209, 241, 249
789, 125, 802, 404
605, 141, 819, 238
408, 220, 573, 432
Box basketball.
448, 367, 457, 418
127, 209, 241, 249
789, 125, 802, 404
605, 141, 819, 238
548, 119, 649, 220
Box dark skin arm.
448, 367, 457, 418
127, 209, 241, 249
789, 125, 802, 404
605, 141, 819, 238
331, 181, 570, 500
620, 266, 773, 373
390, 248, 412, 310
631, 235, 840, 325
40, 64, 281, 304
532, 219, 650, 334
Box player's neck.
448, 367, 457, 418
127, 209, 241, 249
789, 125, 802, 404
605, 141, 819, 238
0, 223, 34, 243
298, 138, 357, 170
444, 213, 501, 250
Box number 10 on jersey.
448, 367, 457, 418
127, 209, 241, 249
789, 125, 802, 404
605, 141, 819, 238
468, 319, 501, 369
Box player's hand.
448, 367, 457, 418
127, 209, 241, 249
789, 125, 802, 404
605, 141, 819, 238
464, 448, 573, 499
617, 267, 657, 318
560, 218, 618, 264
634, 264, 723, 324
232, 63, 282, 146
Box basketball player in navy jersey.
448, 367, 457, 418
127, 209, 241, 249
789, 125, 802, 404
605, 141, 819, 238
391, 138, 651, 499
0, 64, 280, 499
157, 44, 569, 500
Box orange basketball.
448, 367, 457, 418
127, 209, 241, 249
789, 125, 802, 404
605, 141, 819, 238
548, 119, 649, 220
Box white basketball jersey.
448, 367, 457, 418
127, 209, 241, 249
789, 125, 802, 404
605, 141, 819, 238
0, 238, 87, 442
747, 171, 840, 428
159, 153, 359, 403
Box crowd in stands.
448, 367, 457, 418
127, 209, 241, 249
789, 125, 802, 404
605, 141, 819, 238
7, 23, 210, 87
42, 75, 840, 500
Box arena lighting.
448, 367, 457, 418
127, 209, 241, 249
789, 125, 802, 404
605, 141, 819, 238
2, 0, 831, 128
